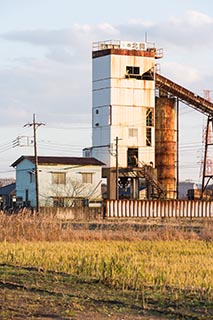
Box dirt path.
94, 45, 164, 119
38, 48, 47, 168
0, 264, 211, 319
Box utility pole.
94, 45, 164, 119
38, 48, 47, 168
115, 136, 121, 200
24, 114, 45, 212
176, 98, 179, 199
201, 116, 213, 198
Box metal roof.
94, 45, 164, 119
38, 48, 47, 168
0, 183, 16, 195
11, 156, 105, 167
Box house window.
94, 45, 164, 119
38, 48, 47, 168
29, 172, 35, 183
146, 108, 154, 126
127, 148, 138, 167
53, 197, 64, 207
81, 173, 93, 184
129, 128, 138, 138
96, 109, 99, 114
25, 189, 29, 202
146, 128, 152, 146
52, 172, 66, 185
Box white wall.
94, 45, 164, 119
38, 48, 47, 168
15, 159, 103, 208
92, 51, 156, 168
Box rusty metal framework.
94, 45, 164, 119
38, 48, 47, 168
155, 73, 213, 117
155, 73, 213, 198
201, 116, 213, 196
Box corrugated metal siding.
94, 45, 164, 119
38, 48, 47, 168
106, 200, 213, 218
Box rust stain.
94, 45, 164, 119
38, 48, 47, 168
155, 97, 176, 199
92, 49, 155, 59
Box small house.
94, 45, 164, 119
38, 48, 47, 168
11, 156, 104, 208
0, 183, 16, 209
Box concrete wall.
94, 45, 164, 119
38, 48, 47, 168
92, 51, 156, 168
39, 206, 103, 221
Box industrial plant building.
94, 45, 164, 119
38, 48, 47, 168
84, 40, 213, 200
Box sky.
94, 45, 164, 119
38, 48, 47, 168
0, 0, 213, 182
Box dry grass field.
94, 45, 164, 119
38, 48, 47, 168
0, 211, 212, 319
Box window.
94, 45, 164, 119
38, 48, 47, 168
126, 66, 154, 81
126, 66, 140, 75
146, 128, 152, 146
127, 148, 138, 167
25, 189, 29, 202
95, 109, 99, 114
81, 173, 93, 184
29, 171, 35, 183
146, 108, 154, 126
126, 66, 142, 80
52, 172, 66, 185
128, 128, 138, 138
53, 197, 64, 207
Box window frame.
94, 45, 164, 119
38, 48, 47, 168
146, 108, 154, 127
53, 197, 65, 207
126, 66, 140, 75
81, 172, 93, 184
127, 148, 138, 167
128, 128, 138, 138
51, 172, 66, 185
146, 127, 152, 146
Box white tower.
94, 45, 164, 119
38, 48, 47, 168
84, 40, 163, 199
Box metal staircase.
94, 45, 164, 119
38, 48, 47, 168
120, 160, 166, 199
155, 73, 213, 117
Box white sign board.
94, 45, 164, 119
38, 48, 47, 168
120, 41, 146, 51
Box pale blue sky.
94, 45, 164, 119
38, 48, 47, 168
0, 0, 213, 181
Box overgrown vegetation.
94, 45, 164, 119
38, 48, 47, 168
0, 211, 212, 319
0, 210, 212, 242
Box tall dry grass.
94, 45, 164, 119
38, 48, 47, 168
0, 210, 212, 242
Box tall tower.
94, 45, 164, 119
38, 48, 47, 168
84, 40, 163, 199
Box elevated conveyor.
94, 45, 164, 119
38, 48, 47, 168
155, 73, 213, 116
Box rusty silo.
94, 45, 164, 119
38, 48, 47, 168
155, 92, 177, 199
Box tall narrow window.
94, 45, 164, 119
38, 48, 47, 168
127, 148, 138, 167
25, 189, 29, 202
146, 108, 154, 126
146, 128, 152, 146
29, 172, 35, 183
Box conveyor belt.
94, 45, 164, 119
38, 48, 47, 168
155, 73, 213, 116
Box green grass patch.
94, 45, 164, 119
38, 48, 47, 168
0, 240, 212, 319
